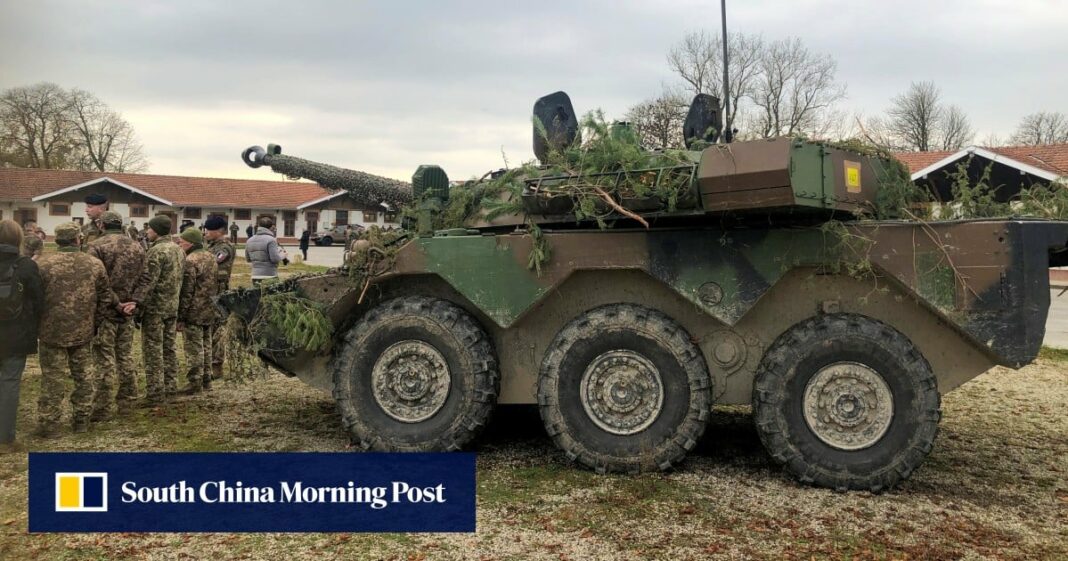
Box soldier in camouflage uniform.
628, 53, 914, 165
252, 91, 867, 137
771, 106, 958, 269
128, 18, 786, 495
80, 193, 108, 251
129, 215, 185, 404
177, 228, 218, 393
88, 211, 146, 418
203, 216, 235, 379
21, 221, 43, 258
35, 222, 117, 435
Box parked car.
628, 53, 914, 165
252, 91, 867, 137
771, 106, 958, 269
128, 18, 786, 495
311, 224, 362, 246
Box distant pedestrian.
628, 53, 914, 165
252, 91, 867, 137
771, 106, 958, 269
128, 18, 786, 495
127, 221, 140, 240
0, 220, 45, 450
245, 224, 254, 239
20, 221, 43, 259
204, 216, 235, 380
81, 193, 108, 251
177, 228, 218, 394
229, 222, 239, 244
35, 222, 116, 435
299, 230, 310, 261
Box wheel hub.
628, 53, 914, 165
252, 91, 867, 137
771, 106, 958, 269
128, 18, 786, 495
802, 362, 893, 450
580, 350, 664, 435
371, 340, 450, 423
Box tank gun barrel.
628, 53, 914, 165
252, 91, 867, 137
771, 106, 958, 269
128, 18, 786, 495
242, 144, 413, 208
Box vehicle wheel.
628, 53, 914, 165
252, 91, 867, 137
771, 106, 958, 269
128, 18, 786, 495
752, 313, 941, 492
333, 296, 500, 451
538, 304, 711, 473
321, 236, 333, 246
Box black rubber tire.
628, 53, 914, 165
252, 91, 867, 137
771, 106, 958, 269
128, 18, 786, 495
332, 296, 499, 451
752, 313, 941, 492
321, 237, 333, 247
538, 304, 712, 474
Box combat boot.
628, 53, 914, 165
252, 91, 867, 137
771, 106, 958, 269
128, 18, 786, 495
32, 424, 60, 439
211, 364, 224, 380
180, 383, 202, 396
72, 421, 89, 434
202, 377, 212, 392
90, 408, 114, 423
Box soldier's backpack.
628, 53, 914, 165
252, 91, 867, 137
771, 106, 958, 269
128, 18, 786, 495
0, 260, 25, 320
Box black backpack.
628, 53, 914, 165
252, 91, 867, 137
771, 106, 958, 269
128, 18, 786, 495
0, 260, 24, 320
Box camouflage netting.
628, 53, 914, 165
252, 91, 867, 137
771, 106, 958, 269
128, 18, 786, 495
262, 153, 414, 208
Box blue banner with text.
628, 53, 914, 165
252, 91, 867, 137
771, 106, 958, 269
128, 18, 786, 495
29, 452, 476, 533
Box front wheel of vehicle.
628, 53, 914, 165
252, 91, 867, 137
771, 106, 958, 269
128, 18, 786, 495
332, 296, 500, 451
752, 313, 941, 492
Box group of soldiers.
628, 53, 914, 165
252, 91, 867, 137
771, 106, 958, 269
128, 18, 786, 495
28, 193, 235, 436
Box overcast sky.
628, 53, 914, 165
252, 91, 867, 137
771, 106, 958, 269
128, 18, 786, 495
2, 0, 1066, 181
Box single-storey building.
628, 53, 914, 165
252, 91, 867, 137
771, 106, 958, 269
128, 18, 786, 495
0, 168, 399, 242
895, 143, 1068, 202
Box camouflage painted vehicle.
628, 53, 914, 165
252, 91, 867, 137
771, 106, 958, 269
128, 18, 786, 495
230, 92, 1068, 491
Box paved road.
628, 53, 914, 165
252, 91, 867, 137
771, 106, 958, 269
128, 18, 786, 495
281, 244, 346, 268
280, 244, 1068, 349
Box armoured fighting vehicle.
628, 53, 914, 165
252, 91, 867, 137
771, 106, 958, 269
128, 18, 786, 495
229, 92, 1068, 491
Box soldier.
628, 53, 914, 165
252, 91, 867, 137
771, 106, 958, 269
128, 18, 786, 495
81, 193, 108, 250
177, 229, 218, 393
88, 211, 146, 419
128, 215, 185, 404
127, 221, 140, 240
204, 216, 235, 379
35, 222, 116, 435
229, 221, 239, 244
21, 221, 43, 258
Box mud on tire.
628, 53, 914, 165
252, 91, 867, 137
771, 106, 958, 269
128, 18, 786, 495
332, 296, 499, 451
753, 313, 941, 492
538, 304, 712, 473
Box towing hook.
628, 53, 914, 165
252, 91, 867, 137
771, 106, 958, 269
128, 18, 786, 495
242, 145, 267, 168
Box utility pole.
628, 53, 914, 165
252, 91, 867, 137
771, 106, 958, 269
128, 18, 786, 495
721, 0, 732, 143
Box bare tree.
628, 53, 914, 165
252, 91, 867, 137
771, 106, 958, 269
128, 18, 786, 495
0, 83, 148, 172
887, 81, 943, 151
1010, 111, 1068, 145
939, 104, 974, 150
749, 38, 846, 138
0, 83, 76, 169
68, 88, 148, 172
624, 89, 689, 149
667, 31, 763, 136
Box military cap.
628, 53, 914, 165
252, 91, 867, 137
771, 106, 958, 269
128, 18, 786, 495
84, 193, 108, 205
101, 210, 124, 228
148, 214, 172, 236
179, 227, 204, 245
204, 215, 227, 231
54, 221, 81, 243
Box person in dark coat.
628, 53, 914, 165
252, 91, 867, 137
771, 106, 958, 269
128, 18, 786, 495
298, 230, 310, 261
0, 219, 45, 450
245, 224, 254, 239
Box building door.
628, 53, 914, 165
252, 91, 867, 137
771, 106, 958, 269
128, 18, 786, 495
305, 212, 319, 235
282, 210, 296, 238
13, 208, 38, 227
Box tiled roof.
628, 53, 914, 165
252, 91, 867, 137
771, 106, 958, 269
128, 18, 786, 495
894, 143, 1068, 177
0, 167, 333, 207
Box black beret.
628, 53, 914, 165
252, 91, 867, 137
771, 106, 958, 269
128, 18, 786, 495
84, 193, 108, 205
204, 215, 227, 231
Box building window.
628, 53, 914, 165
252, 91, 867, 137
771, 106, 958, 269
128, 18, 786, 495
50, 202, 70, 216
384, 211, 398, 223
184, 207, 202, 219
362, 210, 378, 223
335, 210, 349, 225
130, 204, 149, 218
282, 210, 297, 220
235, 208, 251, 220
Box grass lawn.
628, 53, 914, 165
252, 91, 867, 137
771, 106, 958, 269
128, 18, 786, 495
0, 252, 1065, 560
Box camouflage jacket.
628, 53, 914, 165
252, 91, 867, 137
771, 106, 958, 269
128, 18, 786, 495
37, 247, 114, 347
131, 236, 185, 318
81, 219, 106, 251
179, 247, 219, 326
207, 237, 236, 292
89, 231, 147, 323
22, 235, 43, 258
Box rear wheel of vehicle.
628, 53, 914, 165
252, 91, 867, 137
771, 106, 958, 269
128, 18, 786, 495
321, 236, 333, 246
538, 304, 711, 473
752, 313, 941, 492
333, 296, 500, 451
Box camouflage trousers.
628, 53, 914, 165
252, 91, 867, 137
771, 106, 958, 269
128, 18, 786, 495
141, 314, 179, 400
38, 342, 94, 428
92, 319, 138, 414
210, 316, 228, 378
183, 324, 213, 388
